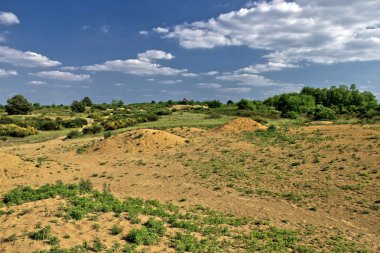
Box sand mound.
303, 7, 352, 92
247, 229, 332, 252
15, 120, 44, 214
216, 117, 268, 132
93, 129, 186, 154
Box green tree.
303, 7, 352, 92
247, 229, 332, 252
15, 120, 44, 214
205, 100, 222, 108
236, 99, 254, 110
33, 103, 41, 110
226, 100, 234, 106
81, 96, 93, 107
71, 100, 86, 113
5, 94, 33, 115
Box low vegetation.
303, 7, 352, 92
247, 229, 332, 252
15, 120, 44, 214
0, 181, 367, 252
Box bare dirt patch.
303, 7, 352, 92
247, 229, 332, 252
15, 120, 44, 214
214, 117, 268, 133
92, 129, 186, 154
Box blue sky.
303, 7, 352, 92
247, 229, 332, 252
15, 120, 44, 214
0, 0, 379, 104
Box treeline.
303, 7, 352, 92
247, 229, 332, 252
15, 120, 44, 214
264, 85, 378, 119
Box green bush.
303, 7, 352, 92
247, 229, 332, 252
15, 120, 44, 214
83, 124, 103, 134
38, 120, 62, 131
125, 227, 159, 245
71, 100, 86, 113
314, 105, 336, 120
29, 226, 52, 240
144, 218, 166, 236
66, 130, 82, 139
154, 109, 172, 116
110, 225, 123, 235
171, 232, 202, 253
62, 118, 88, 128
103, 131, 112, 139
5, 94, 33, 115
0, 124, 38, 137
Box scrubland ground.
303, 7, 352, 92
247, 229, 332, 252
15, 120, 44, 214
0, 114, 379, 252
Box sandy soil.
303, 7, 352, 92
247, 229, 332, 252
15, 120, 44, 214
0, 118, 379, 252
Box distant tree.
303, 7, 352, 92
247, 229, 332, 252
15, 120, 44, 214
300, 84, 377, 114
116, 100, 125, 108
205, 100, 222, 108
236, 99, 254, 110
5, 95, 33, 115
71, 100, 86, 113
33, 103, 41, 110
226, 100, 234, 106
81, 96, 93, 107
111, 99, 125, 109
264, 93, 315, 117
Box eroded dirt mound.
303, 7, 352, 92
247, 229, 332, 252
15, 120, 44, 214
216, 117, 268, 132
93, 129, 186, 153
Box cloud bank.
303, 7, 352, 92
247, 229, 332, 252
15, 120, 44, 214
158, 0, 380, 70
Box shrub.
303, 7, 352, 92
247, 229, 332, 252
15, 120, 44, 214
0, 124, 38, 137
92, 237, 105, 252
110, 225, 123, 235
103, 131, 112, 139
102, 118, 136, 131
66, 130, 82, 139
62, 118, 88, 128
144, 218, 166, 236
79, 179, 93, 194
171, 232, 201, 253
314, 105, 336, 120
71, 100, 86, 113
38, 120, 62, 131
154, 109, 172, 116
5, 95, 33, 115
83, 124, 103, 134
268, 124, 277, 132
29, 226, 52, 240
125, 227, 159, 245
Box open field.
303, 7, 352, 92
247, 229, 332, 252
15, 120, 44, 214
1, 112, 379, 252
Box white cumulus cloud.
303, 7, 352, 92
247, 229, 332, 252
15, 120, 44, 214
27, 80, 46, 85
160, 0, 380, 66
154, 27, 169, 33
196, 83, 222, 88
137, 50, 174, 61
0, 12, 20, 25
82, 50, 187, 76
30, 71, 90, 82
0, 46, 61, 67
